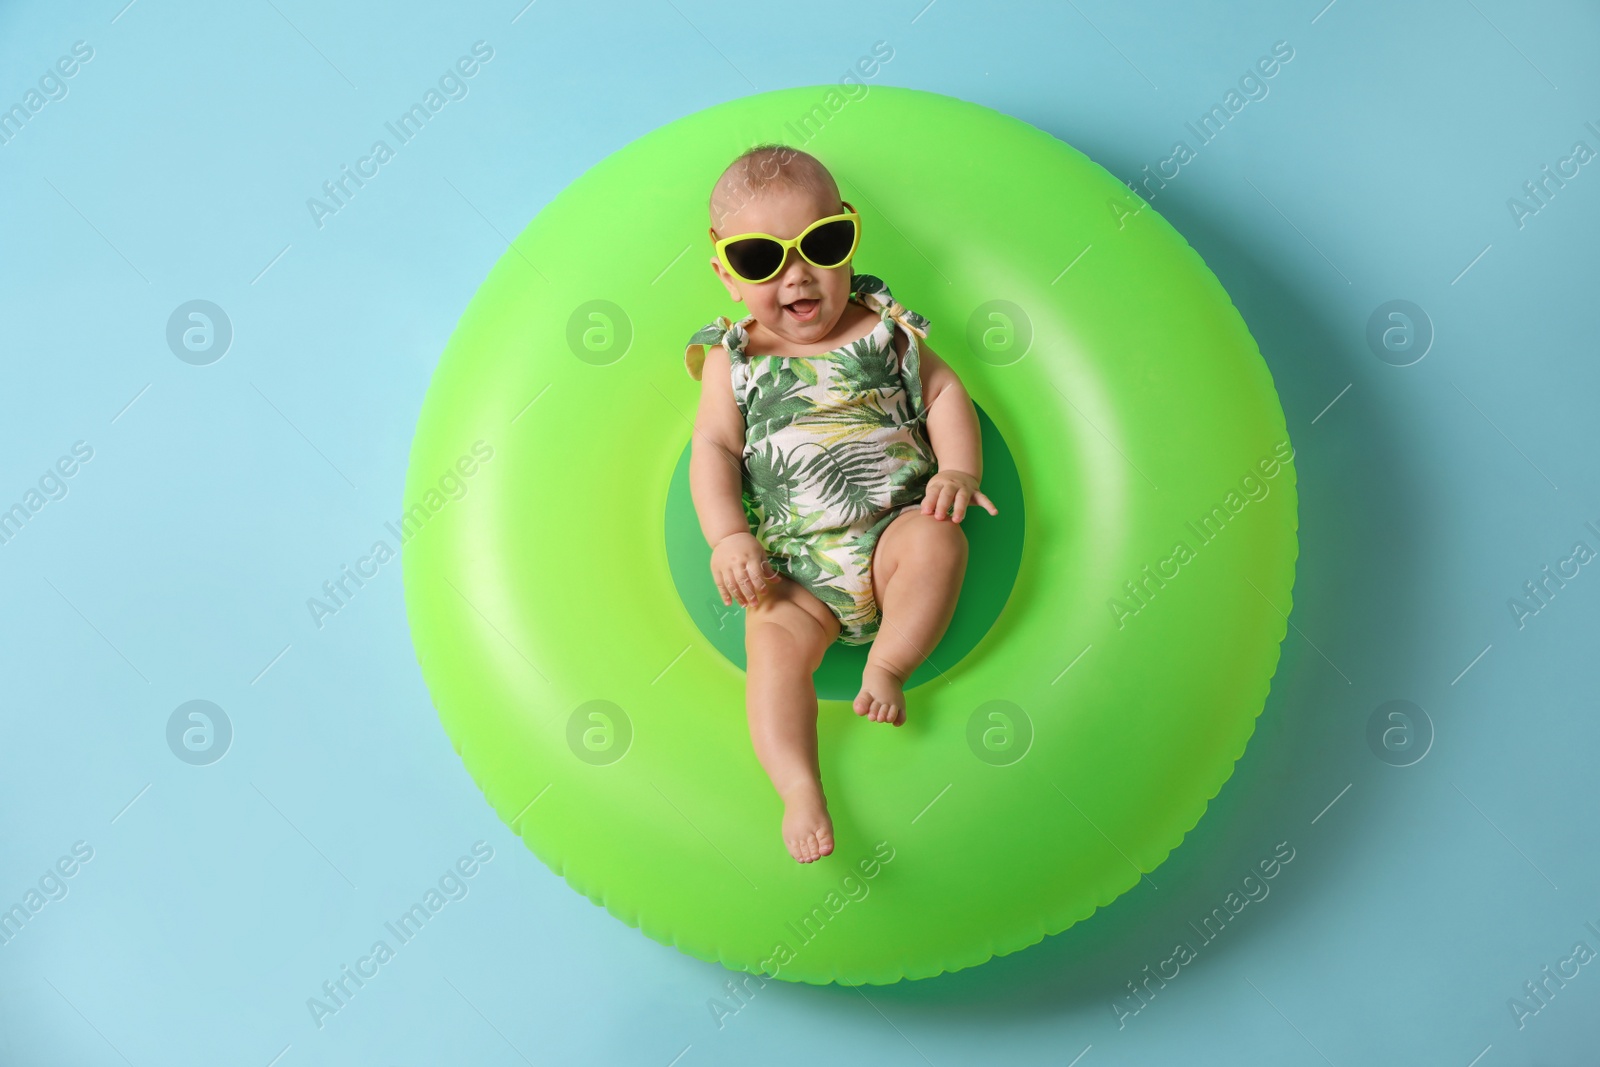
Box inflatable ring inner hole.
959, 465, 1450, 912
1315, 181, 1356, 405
665, 401, 1025, 700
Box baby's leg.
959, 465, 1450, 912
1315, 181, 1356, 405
856, 509, 969, 725
744, 579, 842, 863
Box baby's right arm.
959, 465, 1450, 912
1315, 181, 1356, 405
689, 344, 780, 607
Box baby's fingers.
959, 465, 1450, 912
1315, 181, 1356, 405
715, 564, 746, 607
743, 558, 778, 601
974, 490, 999, 516
715, 568, 744, 607
951, 488, 971, 523
729, 567, 760, 607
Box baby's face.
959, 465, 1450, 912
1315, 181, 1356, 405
708, 185, 854, 348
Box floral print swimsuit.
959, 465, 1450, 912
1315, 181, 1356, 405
684, 274, 938, 645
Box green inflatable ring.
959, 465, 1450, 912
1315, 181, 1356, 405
403, 85, 1297, 986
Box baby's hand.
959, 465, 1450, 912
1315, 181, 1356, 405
921, 470, 998, 523
710, 531, 782, 608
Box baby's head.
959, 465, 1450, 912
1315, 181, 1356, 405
707, 144, 858, 346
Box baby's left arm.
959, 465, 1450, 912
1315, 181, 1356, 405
898, 331, 998, 523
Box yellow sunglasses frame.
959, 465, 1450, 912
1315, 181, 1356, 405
709, 201, 861, 284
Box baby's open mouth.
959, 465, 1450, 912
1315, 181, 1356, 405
783, 298, 820, 323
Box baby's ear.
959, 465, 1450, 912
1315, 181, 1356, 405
710, 257, 742, 302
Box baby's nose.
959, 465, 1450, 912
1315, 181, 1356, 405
776, 247, 811, 278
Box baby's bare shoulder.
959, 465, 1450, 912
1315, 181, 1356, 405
694, 343, 745, 444
701, 341, 733, 381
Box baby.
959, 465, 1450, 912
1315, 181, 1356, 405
684, 144, 997, 865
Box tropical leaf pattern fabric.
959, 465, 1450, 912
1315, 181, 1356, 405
683, 273, 937, 645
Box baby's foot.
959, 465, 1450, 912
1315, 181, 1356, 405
854, 662, 907, 726
779, 781, 834, 863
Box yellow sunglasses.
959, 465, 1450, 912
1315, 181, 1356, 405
709, 201, 861, 284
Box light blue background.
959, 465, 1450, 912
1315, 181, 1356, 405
2, 0, 1597, 1063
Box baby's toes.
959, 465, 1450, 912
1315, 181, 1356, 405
815, 824, 835, 858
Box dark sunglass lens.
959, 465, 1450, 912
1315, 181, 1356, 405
800, 219, 855, 266
726, 238, 784, 280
